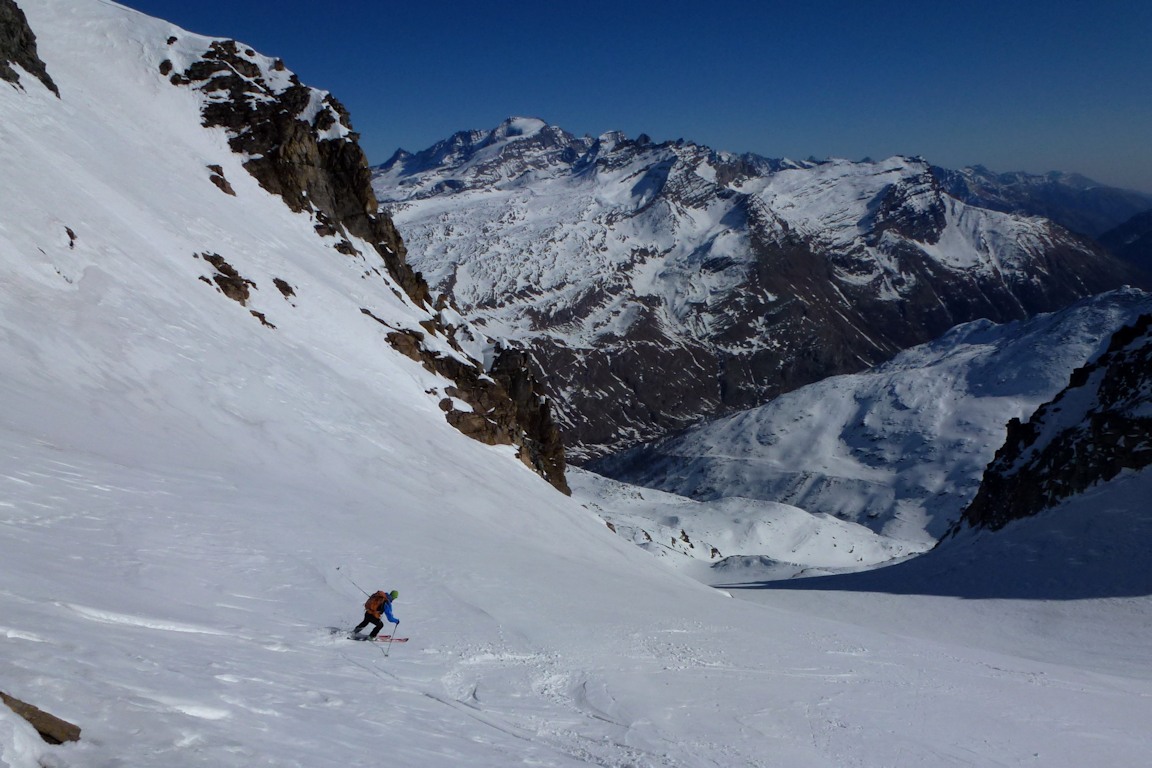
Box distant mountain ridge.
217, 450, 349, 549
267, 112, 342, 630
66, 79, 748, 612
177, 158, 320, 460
931, 164, 1152, 239
1099, 209, 1152, 273
374, 118, 1140, 461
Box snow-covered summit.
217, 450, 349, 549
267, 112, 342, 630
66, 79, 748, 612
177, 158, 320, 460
377, 116, 590, 196
374, 118, 1136, 460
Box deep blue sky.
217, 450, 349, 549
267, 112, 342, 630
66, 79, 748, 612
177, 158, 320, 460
117, 0, 1151, 191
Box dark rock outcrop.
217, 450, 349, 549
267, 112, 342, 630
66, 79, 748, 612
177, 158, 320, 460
0, 0, 59, 96
207, 164, 236, 196
1, 690, 80, 744
488, 346, 567, 492
169, 39, 427, 307
368, 313, 568, 493
199, 252, 254, 305
952, 313, 1152, 533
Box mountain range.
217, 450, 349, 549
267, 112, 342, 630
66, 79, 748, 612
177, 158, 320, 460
374, 118, 1144, 461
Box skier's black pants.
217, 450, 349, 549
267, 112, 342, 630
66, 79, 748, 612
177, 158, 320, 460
354, 612, 383, 638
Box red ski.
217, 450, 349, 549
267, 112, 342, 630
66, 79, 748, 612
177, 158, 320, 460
350, 633, 407, 643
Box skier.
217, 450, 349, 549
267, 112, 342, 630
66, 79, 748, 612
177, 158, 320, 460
354, 589, 398, 639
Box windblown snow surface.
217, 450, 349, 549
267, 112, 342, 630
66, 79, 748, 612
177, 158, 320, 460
2, 2, 1151, 766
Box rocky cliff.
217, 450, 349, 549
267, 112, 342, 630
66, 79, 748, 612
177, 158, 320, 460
952, 313, 1152, 533
0, 0, 58, 95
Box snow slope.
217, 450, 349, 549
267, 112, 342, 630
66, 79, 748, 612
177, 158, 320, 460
596, 288, 1152, 546
2, 3, 1152, 766
570, 469, 923, 580
716, 466, 1152, 682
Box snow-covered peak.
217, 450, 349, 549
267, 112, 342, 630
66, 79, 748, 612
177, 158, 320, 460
595, 129, 628, 147
374, 116, 594, 199
493, 115, 548, 138
738, 155, 941, 246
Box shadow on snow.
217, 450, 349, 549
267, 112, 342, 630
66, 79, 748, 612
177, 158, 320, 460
712, 499, 1152, 601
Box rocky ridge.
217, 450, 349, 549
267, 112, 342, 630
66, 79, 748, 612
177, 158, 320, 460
952, 312, 1152, 533
375, 118, 1140, 462
155, 35, 566, 490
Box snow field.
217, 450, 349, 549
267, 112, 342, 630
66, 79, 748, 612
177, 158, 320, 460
571, 469, 923, 580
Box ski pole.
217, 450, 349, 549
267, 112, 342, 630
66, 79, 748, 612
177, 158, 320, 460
337, 565, 370, 596
384, 620, 398, 656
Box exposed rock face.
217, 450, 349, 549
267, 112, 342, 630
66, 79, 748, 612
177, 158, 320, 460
375, 119, 1141, 462
370, 315, 568, 493
206, 164, 236, 195
168, 39, 428, 307
199, 252, 254, 305
952, 313, 1152, 533
167, 47, 566, 490
1, 690, 80, 744
0, 0, 59, 95
932, 164, 1152, 238
488, 346, 567, 491
869, 169, 948, 245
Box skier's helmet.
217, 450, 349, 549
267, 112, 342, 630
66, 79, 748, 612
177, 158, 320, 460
389, 590, 399, 600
